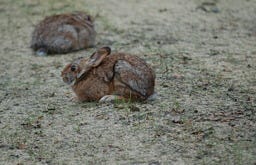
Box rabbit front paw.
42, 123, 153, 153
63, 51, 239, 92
99, 95, 123, 103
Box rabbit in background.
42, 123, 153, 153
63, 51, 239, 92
31, 11, 96, 56
61, 47, 156, 102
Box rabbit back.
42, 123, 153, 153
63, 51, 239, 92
114, 59, 155, 99
111, 54, 155, 100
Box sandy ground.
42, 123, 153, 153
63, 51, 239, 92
0, 0, 256, 164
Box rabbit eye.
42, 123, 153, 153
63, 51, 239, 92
71, 65, 76, 71
87, 16, 92, 22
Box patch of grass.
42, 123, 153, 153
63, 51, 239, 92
21, 115, 43, 130
99, 16, 125, 34
231, 142, 256, 164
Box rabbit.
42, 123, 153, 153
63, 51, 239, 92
30, 11, 96, 56
61, 47, 156, 102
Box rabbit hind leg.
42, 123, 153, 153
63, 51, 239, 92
111, 78, 146, 102
50, 36, 74, 53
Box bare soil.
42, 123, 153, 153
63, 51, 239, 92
0, 0, 256, 164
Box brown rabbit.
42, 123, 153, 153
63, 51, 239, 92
31, 11, 96, 56
61, 47, 156, 102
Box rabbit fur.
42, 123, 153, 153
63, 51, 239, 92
31, 11, 96, 55
61, 47, 156, 102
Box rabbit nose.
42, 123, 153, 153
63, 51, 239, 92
62, 75, 70, 84
62, 77, 68, 83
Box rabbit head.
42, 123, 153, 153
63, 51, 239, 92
72, 11, 94, 23
61, 47, 111, 85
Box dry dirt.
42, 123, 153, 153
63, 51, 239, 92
0, 0, 256, 164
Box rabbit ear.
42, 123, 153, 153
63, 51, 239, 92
77, 47, 111, 78
89, 47, 111, 67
